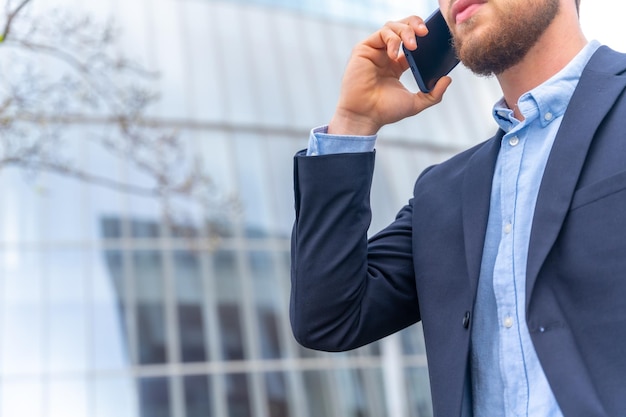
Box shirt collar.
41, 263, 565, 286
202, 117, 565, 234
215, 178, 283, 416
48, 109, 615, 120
492, 40, 602, 133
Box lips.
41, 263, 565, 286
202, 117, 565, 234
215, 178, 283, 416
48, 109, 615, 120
451, 0, 487, 25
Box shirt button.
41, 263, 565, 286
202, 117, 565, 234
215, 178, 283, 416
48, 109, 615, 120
509, 136, 520, 146
504, 316, 514, 328
545, 112, 554, 121
504, 223, 513, 234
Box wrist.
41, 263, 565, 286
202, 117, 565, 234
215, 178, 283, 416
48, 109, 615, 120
328, 110, 380, 136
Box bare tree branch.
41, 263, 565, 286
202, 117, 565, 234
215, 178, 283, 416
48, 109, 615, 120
0, 2, 238, 233
1, 0, 32, 42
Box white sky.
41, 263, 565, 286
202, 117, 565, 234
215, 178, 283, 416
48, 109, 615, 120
580, 1, 626, 52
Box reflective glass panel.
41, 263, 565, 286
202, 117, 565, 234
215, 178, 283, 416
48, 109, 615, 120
47, 250, 88, 373
1, 249, 44, 374
265, 372, 290, 417
0, 378, 44, 417
134, 250, 167, 364
175, 250, 208, 363
249, 251, 283, 359
48, 302, 88, 373
218, 304, 245, 361
184, 375, 213, 417
214, 251, 246, 361
93, 248, 130, 370
0, 170, 43, 243
233, 134, 274, 234
136, 302, 167, 364
303, 371, 334, 417
1, 303, 44, 375
139, 377, 171, 417
48, 377, 89, 417
336, 368, 369, 417
94, 376, 138, 417
225, 373, 252, 417
400, 324, 427, 356
405, 366, 434, 417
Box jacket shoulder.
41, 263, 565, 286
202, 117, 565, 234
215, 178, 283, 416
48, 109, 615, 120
415, 131, 502, 190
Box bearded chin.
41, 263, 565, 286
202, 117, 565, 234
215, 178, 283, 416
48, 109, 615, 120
452, 0, 560, 76
453, 30, 528, 76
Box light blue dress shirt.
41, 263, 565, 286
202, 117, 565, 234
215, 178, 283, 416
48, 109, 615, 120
472, 40, 600, 417
306, 40, 601, 416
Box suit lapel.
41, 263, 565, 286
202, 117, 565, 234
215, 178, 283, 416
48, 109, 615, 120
462, 131, 502, 298
526, 47, 626, 303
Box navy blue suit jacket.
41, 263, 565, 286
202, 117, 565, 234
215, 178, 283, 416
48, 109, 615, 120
291, 46, 626, 417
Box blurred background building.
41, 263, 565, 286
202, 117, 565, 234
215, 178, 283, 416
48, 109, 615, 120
0, 0, 505, 416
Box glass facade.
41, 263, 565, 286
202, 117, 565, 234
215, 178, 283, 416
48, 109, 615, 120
222, 0, 432, 25
0, 0, 501, 416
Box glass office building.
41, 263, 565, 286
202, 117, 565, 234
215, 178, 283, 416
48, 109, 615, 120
0, 0, 500, 416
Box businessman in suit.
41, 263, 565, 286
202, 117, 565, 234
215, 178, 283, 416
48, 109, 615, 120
291, 0, 626, 415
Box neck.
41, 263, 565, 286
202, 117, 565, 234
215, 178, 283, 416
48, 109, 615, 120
496, 8, 587, 120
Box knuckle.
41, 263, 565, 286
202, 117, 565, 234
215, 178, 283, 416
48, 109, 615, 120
431, 94, 444, 104
407, 15, 423, 25
383, 21, 397, 33
352, 43, 369, 56
381, 29, 400, 44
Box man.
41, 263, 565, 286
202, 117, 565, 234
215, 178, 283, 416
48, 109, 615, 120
291, 0, 626, 415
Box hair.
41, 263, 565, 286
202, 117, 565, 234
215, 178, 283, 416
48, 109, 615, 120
575, 0, 580, 13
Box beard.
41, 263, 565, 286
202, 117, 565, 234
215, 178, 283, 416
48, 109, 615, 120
452, 0, 560, 76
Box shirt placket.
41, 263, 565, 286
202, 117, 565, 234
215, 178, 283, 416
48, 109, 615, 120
494, 127, 529, 417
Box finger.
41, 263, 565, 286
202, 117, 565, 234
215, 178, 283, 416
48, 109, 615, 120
394, 52, 410, 74
428, 76, 453, 101
372, 18, 429, 59
393, 16, 428, 54
378, 24, 405, 60
402, 15, 429, 49
414, 76, 452, 111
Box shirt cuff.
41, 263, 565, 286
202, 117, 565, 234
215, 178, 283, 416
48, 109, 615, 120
306, 125, 377, 156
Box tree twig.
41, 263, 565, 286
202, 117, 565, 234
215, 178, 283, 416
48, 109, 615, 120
1, 0, 32, 42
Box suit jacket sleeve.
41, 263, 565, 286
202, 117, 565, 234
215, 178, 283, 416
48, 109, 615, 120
290, 150, 420, 351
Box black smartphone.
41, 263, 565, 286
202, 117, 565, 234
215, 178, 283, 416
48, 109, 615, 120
402, 9, 459, 93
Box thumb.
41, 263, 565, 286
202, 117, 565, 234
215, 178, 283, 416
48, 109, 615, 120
428, 76, 453, 101
414, 76, 452, 112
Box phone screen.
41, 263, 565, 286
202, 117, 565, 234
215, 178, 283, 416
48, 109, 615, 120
402, 9, 459, 93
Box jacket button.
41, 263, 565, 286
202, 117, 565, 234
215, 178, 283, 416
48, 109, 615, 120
463, 311, 471, 329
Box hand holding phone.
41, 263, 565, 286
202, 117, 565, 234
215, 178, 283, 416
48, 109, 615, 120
402, 9, 459, 93
328, 15, 454, 136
